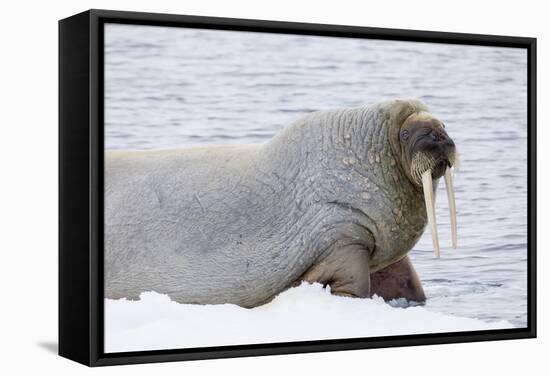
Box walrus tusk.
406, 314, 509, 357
421, 170, 440, 257
444, 167, 457, 249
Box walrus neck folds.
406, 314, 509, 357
262, 105, 401, 181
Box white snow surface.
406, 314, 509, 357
104, 283, 513, 353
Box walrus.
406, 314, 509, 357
104, 99, 457, 307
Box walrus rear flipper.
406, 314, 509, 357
370, 255, 426, 303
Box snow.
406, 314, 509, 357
104, 282, 514, 353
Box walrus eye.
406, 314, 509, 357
401, 130, 409, 141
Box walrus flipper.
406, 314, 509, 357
300, 244, 371, 298
370, 255, 426, 303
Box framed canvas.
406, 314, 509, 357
59, 9, 537, 366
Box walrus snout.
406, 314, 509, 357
415, 128, 455, 162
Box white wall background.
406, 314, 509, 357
0, 0, 546, 374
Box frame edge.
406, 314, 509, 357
58, 10, 93, 366
58, 8, 537, 367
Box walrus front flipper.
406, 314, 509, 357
300, 245, 371, 298
370, 255, 426, 303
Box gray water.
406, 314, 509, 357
104, 24, 528, 327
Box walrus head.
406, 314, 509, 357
397, 110, 458, 257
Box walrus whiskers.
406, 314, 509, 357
410, 152, 435, 184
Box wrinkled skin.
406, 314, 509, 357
104, 99, 456, 307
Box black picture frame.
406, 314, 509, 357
59, 9, 537, 367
